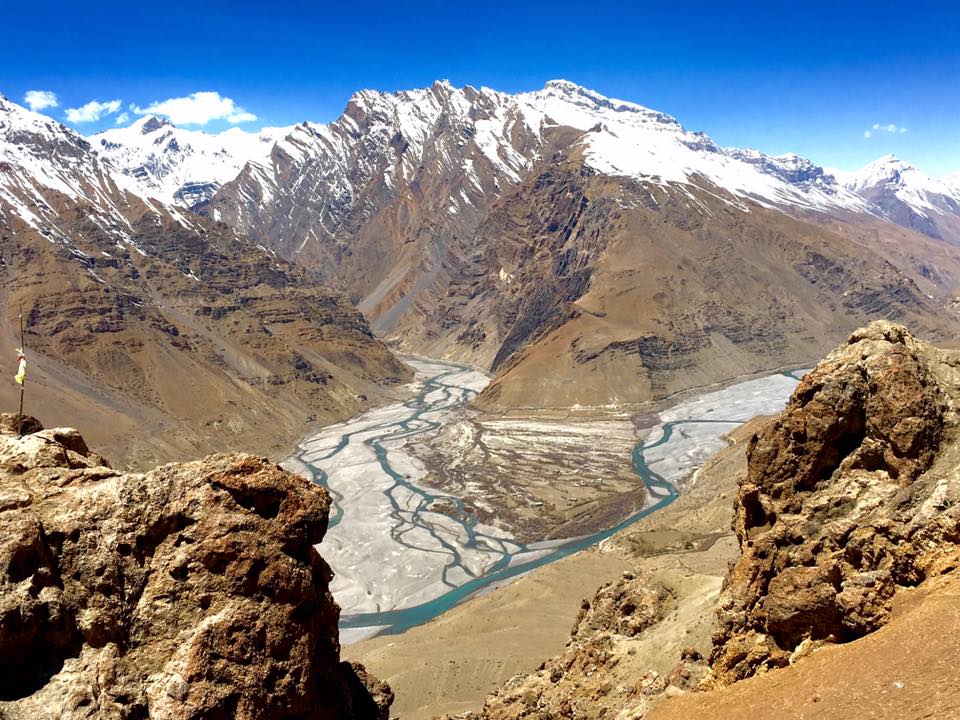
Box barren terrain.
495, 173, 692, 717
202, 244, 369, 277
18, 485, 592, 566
346, 417, 767, 718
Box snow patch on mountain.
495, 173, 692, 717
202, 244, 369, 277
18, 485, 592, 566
513, 81, 866, 213
88, 116, 293, 206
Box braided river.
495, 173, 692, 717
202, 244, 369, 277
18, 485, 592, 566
283, 359, 805, 643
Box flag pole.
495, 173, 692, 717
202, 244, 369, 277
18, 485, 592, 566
17, 304, 24, 437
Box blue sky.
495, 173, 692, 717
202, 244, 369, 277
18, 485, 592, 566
4, 0, 959, 174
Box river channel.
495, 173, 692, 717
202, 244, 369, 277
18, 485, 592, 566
283, 359, 803, 642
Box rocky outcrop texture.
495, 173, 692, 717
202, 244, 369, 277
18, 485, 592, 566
440, 322, 960, 719
448, 572, 684, 720
709, 321, 960, 684
0, 415, 391, 719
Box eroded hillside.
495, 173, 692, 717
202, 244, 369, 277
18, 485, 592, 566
0, 96, 410, 468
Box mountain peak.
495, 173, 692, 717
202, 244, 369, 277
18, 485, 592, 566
541, 79, 612, 106
840, 153, 960, 220
0, 94, 80, 147
872, 152, 908, 167
847, 154, 916, 184
860, 154, 923, 177
531, 79, 681, 132
86, 113, 290, 206
0, 94, 33, 119
544, 79, 589, 93
133, 115, 173, 133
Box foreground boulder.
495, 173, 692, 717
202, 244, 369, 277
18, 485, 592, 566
0, 415, 392, 719
709, 321, 960, 684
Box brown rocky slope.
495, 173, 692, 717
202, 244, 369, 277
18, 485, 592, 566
0, 414, 392, 719
205, 82, 960, 414
0, 95, 411, 469
447, 321, 960, 719
462, 165, 960, 411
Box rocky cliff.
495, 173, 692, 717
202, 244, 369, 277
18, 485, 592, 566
447, 572, 689, 720
0, 415, 392, 719
709, 320, 960, 684
447, 321, 960, 719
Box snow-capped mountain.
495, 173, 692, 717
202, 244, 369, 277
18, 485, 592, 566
197, 79, 960, 414
515, 81, 867, 212
0, 93, 409, 465
88, 116, 292, 206
204, 81, 542, 262
3, 83, 960, 421
836, 155, 960, 240
0, 91, 277, 276
0, 93, 154, 245
205, 79, 870, 271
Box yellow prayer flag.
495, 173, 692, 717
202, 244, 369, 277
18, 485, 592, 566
14, 357, 25, 385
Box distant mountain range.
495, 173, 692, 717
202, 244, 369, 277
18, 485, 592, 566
88, 115, 291, 206
832, 154, 960, 241
82, 81, 960, 242
3, 80, 960, 424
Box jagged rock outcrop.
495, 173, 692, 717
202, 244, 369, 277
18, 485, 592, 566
0, 415, 392, 719
437, 322, 960, 719
709, 320, 960, 684
447, 572, 677, 720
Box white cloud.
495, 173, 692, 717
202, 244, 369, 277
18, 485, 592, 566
65, 99, 123, 123
131, 91, 256, 125
864, 122, 908, 139
23, 90, 58, 111
114, 112, 130, 125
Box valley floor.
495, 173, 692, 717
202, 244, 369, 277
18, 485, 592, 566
291, 356, 799, 693
345, 417, 769, 719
